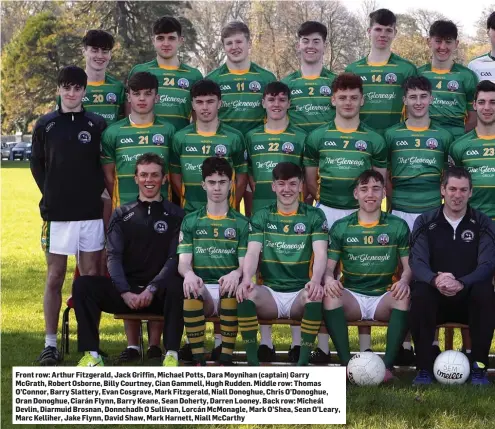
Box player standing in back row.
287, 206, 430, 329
468, 12, 495, 83
282, 21, 337, 134
128, 17, 203, 131
346, 9, 417, 135
418, 20, 478, 139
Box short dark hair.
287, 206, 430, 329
272, 162, 303, 181
221, 21, 250, 42
297, 21, 327, 42
57, 66, 87, 88
487, 11, 495, 30
153, 16, 182, 36
441, 166, 472, 189
355, 170, 385, 187
263, 81, 290, 99
191, 79, 221, 99
127, 72, 159, 93
475, 80, 495, 100
403, 76, 432, 94
429, 20, 458, 39
369, 9, 396, 27
135, 153, 165, 175
201, 157, 233, 180
332, 73, 363, 95
82, 30, 115, 50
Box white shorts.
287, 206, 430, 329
392, 210, 419, 232
316, 203, 357, 228
348, 290, 389, 321
263, 286, 301, 319
41, 219, 105, 256
203, 284, 220, 316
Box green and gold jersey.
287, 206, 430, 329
345, 53, 417, 134
57, 73, 125, 125
418, 63, 478, 139
170, 122, 248, 213
249, 203, 328, 292
385, 121, 454, 213
128, 60, 203, 131
304, 121, 388, 209
177, 206, 249, 284
206, 63, 276, 135
449, 130, 495, 220
246, 124, 306, 212
101, 116, 175, 208
281, 68, 337, 132
328, 211, 410, 296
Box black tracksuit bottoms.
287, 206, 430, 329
73, 275, 184, 353
410, 280, 495, 372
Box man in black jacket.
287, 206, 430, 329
31, 66, 107, 365
73, 153, 185, 367
410, 166, 495, 385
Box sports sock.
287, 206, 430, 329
291, 326, 301, 348
237, 299, 259, 365
45, 334, 57, 348
323, 307, 351, 365
183, 297, 205, 363
298, 303, 322, 365
127, 345, 140, 351
384, 309, 408, 368
359, 334, 371, 352
219, 296, 238, 363
260, 325, 273, 348
165, 350, 178, 360
317, 333, 330, 354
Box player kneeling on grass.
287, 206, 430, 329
178, 157, 249, 365
73, 153, 185, 367
323, 170, 411, 381
236, 162, 328, 366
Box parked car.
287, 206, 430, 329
11, 142, 32, 161
1, 142, 16, 160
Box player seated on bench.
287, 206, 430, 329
236, 162, 328, 366
73, 153, 185, 367
323, 170, 411, 381
178, 157, 249, 365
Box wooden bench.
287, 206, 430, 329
113, 314, 467, 363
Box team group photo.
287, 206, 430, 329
2, 0, 495, 427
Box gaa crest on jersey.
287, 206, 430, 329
461, 230, 474, 242
215, 144, 227, 156
385, 73, 397, 84
447, 80, 459, 91
154, 220, 168, 234
78, 131, 92, 144
377, 233, 389, 245
320, 85, 331, 96
294, 223, 306, 234
178, 78, 190, 89
152, 134, 165, 145
224, 228, 236, 239
106, 93, 117, 104
355, 140, 367, 151
426, 138, 438, 149
249, 81, 261, 92
282, 142, 295, 154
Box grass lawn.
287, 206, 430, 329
2, 161, 495, 428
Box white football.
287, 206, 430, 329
433, 350, 470, 385
347, 352, 386, 386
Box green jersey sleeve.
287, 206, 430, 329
238, 218, 250, 257
449, 139, 463, 166
163, 123, 176, 175
396, 219, 410, 257
465, 70, 478, 111
177, 214, 193, 254
312, 208, 329, 242
170, 132, 182, 174
232, 134, 248, 174
303, 128, 320, 167
371, 133, 388, 169
101, 126, 117, 165
328, 222, 343, 261
248, 210, 265, 244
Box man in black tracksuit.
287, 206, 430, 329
73, 153, 185, 367
409, 166, 495, 385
